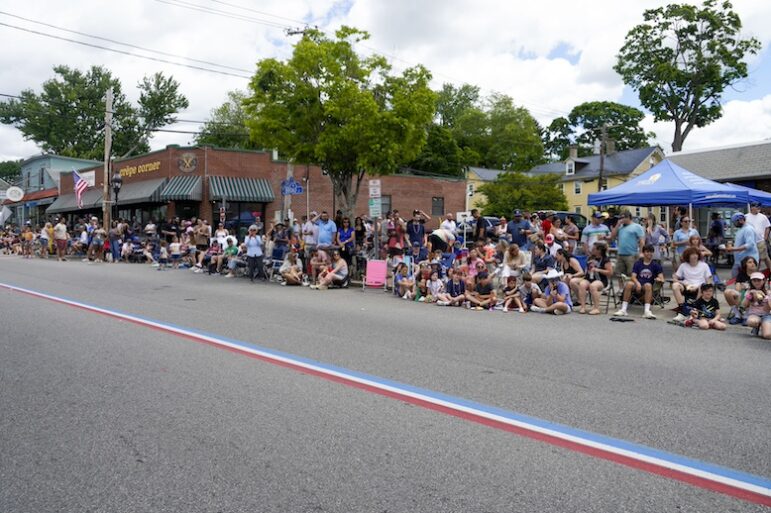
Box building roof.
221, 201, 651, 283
528, 146, 661, 182
667, 140, 771, 182
20, 154, 100, 168
468, 166, 507, 182
0, 177, 9, 189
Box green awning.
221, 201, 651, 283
160, 175, 202, 201
47, 189, 103, 214
116, 178, 167, 206
209, 176, 275, 202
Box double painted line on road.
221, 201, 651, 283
2, 281, 770, 506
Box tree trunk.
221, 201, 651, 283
331, 172, 363, 222
671, 121, 684, 152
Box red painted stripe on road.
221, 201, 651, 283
3, 282, 769, 506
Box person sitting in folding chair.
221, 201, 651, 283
614, 244, 663, 319
672, 247, 712, 323
574, 242, 613, 315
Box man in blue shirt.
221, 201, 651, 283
610, 211, 645, 283
506, 210, 532, 249
726, 212, 760, 277
313, 211, 337, 248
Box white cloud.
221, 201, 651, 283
1, 0, 770, 160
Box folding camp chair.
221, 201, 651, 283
268, 245, 288, 281
361, 259, 387, 292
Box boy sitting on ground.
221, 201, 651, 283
501, 275, 525, 313
466, 271, 497, 310
685, 283, 726, 330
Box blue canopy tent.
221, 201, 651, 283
587, 160, 750, 208
724, 182, 771, 207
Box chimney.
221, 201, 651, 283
272, 148, 279, 161
606, 139, 616, 155
568, 145, 578, 160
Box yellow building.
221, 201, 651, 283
467, 166, 506, 211
529, 145, 665, 217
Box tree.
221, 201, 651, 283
478, 172, 567, 215
485, 94, 544, 171
0, 65, 189, 160
244, 27, 435, 218
614, 0, 761, 152
0, 160, 21, 182
195, 90, 257, 150
545, 101, 654, 160
407, 124, 464, 177
436, 83, 480, 128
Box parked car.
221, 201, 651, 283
457, 216, 500, 243
535, 210, 588, 232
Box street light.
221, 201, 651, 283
111, 169, 122, 223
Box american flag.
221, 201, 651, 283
73, 170, 89, 209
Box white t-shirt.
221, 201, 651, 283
675, 261, 711, 287
302, 221, 318, 245
53, 223, 67, 240
745, 212, 770, 242
440, 219, 457, 234
169, 242, 181, 255
546, 242, 562, 257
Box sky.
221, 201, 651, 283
1, 0, 770, 163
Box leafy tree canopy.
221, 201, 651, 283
614, 0, 760, 151
436, 83, 480, 128
244, 27, 436, 218
545, 101, 654, 160
478, 172, 567, 216
0, 160, 22, 182
0, 65, 189, 160
195, 90, 257, 150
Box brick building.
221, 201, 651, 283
48, 145, 466, 234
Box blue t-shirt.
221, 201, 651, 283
673, 228, 699, 255
734, 224, 760, 263
544, 281, 572, 307
632, 259, 663, 286
532, 253, 555, 272
446, 280, 465, 298
617, 222, 644, 256
507, 219, 532, 247
316, 219, 337, 246
338, 226, 354, 250
406, 221, 426, 246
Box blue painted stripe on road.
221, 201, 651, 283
2, 281, 770, 500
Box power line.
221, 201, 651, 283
0, 22, 251, 79
0, 10, 251, 74
207, 0, 309, 25
154, 0, 292, 30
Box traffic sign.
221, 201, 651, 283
280, 177, 304, 196
219, 207, 226, 223
368, 198, 382, 218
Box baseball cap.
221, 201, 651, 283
412, 241, 420, 247
513, 209, 522, 217
545, 234, 555, 243
592, 212, 603, 219
750, 272, 765, 281
731, 212, 745, 224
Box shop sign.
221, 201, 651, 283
5, 186, 24, 202
178, 153, 198, 173
79, 170, 96, 186
119, 161, 162, 179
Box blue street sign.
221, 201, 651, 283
280, 177, 304, 196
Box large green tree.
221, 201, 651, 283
195, 90, 257, 150
407, 124, 464, 177
545, 101, 654, 160
614, 0, 760, 152
0, 65, 189, 160
478, 172, 567, 215
435, 83, 480, 128
244, 27, 435, 218
0, 160, 21, 182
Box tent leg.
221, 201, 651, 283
689, 204, 693, 227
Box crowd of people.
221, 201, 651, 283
3, 203, 771, 340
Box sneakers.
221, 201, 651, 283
418, 296, 426, 302
530, 305, 545, 313
643, 310, 657, 320
473, 306, 484, 311
224, 274, 234, 278
436, 300, 449, 306
502, 306, 508, 312
672, 313, 687, 323
613, 309, 628, 317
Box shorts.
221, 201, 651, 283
757, 240, 767, 257
428, 233, 448, 253
91, 239, 104, 248
615, 254, 636, 277
763, 314, 771, 324
55, 239, 67, 251
171, 254, 181, 261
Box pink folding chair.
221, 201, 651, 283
361, 259, 387, 291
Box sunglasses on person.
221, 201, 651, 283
682, 219, 691, 223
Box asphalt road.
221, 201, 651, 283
0, 257, 769, 512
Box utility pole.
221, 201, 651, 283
597, 123, 607, 193
102, 87, 113, 228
